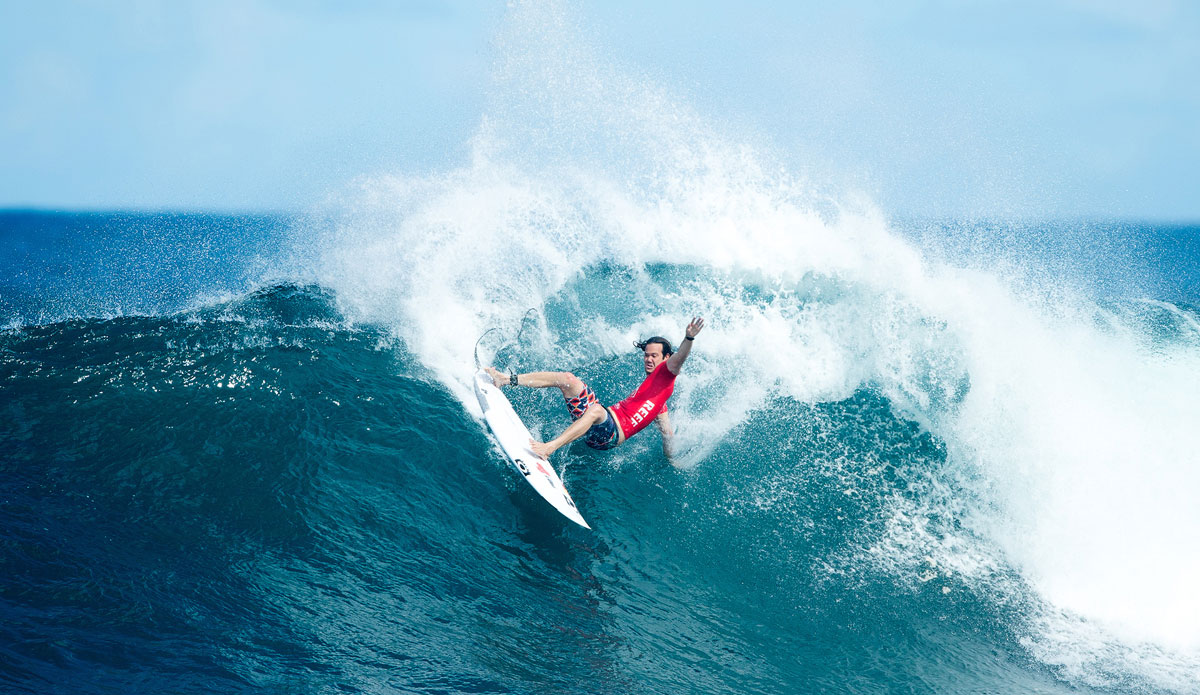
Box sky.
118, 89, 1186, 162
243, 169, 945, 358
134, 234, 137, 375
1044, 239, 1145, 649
1, 0, 1197, 220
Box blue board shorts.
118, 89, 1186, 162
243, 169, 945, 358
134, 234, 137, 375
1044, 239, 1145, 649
565, 384, 620, 450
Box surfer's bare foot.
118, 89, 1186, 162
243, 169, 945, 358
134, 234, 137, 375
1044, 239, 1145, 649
484, 366, 510, 387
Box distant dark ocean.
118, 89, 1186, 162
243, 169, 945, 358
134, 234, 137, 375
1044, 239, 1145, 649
3, 208, 1199, 695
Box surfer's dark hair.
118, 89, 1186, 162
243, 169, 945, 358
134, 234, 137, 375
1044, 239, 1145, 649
635, 336, 673, 356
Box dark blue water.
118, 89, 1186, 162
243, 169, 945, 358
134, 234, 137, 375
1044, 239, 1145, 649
0, 210, 290, 324
3, 211, 1198, 694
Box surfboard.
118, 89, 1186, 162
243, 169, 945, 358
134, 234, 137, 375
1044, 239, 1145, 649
473, 369, 591, 529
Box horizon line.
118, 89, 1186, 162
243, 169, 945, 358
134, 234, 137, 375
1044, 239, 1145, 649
2, 206, 1197, 228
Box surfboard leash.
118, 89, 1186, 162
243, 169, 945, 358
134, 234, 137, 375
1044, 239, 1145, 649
474, 307, 541, 369
473, 327, 502, 369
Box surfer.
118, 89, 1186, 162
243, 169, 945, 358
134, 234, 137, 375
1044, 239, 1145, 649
485, 317, 705, 462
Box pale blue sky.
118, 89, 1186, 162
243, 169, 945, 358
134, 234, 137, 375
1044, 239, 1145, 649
2, 0, 1196, 219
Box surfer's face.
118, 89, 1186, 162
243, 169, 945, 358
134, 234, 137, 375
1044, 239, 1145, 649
642, 344, 665, 373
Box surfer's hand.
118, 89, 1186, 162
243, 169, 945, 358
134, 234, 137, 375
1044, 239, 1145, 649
685, 317, 705, 339
484, 366, 510, 387
530, 439, 555, 459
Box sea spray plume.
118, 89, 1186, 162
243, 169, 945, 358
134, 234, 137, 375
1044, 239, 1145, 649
291, 0, 901, 402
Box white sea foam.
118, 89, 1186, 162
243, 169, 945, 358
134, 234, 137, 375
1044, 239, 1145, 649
290, 2, 1200, 690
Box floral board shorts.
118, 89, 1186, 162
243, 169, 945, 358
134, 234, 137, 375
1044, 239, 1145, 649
564, 384, 619, 450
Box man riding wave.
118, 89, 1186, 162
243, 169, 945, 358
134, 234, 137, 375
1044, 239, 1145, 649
485, 317, 705, 462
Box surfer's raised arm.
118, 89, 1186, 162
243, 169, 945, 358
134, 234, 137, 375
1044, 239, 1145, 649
665, 317, 704, 375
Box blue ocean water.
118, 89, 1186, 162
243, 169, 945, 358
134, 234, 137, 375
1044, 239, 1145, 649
2, 208, 1198, 694
4, 5, 1200, 691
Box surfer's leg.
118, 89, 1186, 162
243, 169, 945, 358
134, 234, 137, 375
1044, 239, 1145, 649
535, 371, 586, 400
487, 368, 586, 399
532, 402, 607, 458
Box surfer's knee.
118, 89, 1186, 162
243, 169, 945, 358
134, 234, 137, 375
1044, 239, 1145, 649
583, 402, 607, 424
558, 372, 585, 398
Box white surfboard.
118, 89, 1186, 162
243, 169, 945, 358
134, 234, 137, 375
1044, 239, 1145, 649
473, 369, 590, 529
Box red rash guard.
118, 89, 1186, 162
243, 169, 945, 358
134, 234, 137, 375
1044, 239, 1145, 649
610, 362, 677, 439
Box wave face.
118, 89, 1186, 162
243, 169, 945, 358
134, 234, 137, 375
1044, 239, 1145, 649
3, 264, 1199, 694
5, 4, 1200, 694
